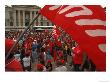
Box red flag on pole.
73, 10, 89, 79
5, 58, 23, 71
40, 5, 106, 71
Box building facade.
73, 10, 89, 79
5, 5, 54, 31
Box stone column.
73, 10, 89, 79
34, 11, 36, 26
30, 11, 32, 23
13, 10, 16, 27
38, 13, 41, 26
18, 10, 21, 27
23, 10, 25, 27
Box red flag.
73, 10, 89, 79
5, 39, 15, 54
54, 5, 106, 71
5, 58, 23, 71
40, 5, 106, 71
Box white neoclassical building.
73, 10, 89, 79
5, 5, 54, 31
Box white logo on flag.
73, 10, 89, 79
98, 44, 106, 52
85, 29, 106, 37
49, 5, 61, 10
75, 19, 106, 26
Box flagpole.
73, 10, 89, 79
6, 13, 41, 60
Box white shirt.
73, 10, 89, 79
72, 46, 75, 51
22, 57, 30, 67
43, 66, 46, 72
18, 40, 23, 46
72, 47, 75, 57
44, 52, 46, 62
14, 54, 21, 61
55, 66, 67, 71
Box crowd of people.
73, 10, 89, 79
5, 27, 96, 72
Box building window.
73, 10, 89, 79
10, 22, 13, 26
47, 22, 49, 26
41, 16, 43, 20
25, 19, 30, 26
41, 22, 43, 26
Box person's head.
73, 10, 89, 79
36, 63, 44, 71
46, 60, 52, 65
16, 50, 20, 54
25, 51, 30, 57
56, 60, 63, 67
25, 54, 29, 57
61, 59, 65, 65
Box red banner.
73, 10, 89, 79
40, 5, 106, 71
5, 58, 23, 71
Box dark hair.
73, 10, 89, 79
57, 60, 62, 66
89, 59, 96, 71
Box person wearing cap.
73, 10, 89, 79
36, 63, 46, 72
60, 59, 65, 66
46, 60, 53, 71
54, 60, 67, 71
14, 53, 21, 61
63, 43, 68, 63
22, 53, 31, 71
58, 50, 64, 60
72, 45, 87, 71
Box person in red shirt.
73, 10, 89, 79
53, 50, 57, 62
58, 50, 64, 60
36, 63, 44, 71
72, 45, 87, 71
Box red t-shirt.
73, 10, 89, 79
73, 46, 83, 64
57, 41, 62, 47
49, 41, 54, 52
53, 50, 57, 61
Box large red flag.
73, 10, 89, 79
54, 5, 106, 71
40, 5, 106, 71
5, 39, 15, 54
5, 58, 23, 71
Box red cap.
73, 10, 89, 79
36, 64, 44, 71
47, 60, 52, 63
61, 59, 65, 65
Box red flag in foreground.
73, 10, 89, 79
40, 5, 106, 71
5, 39, 15, 54
5, 58, 23, 71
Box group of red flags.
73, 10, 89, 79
40, 5, 106, 71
